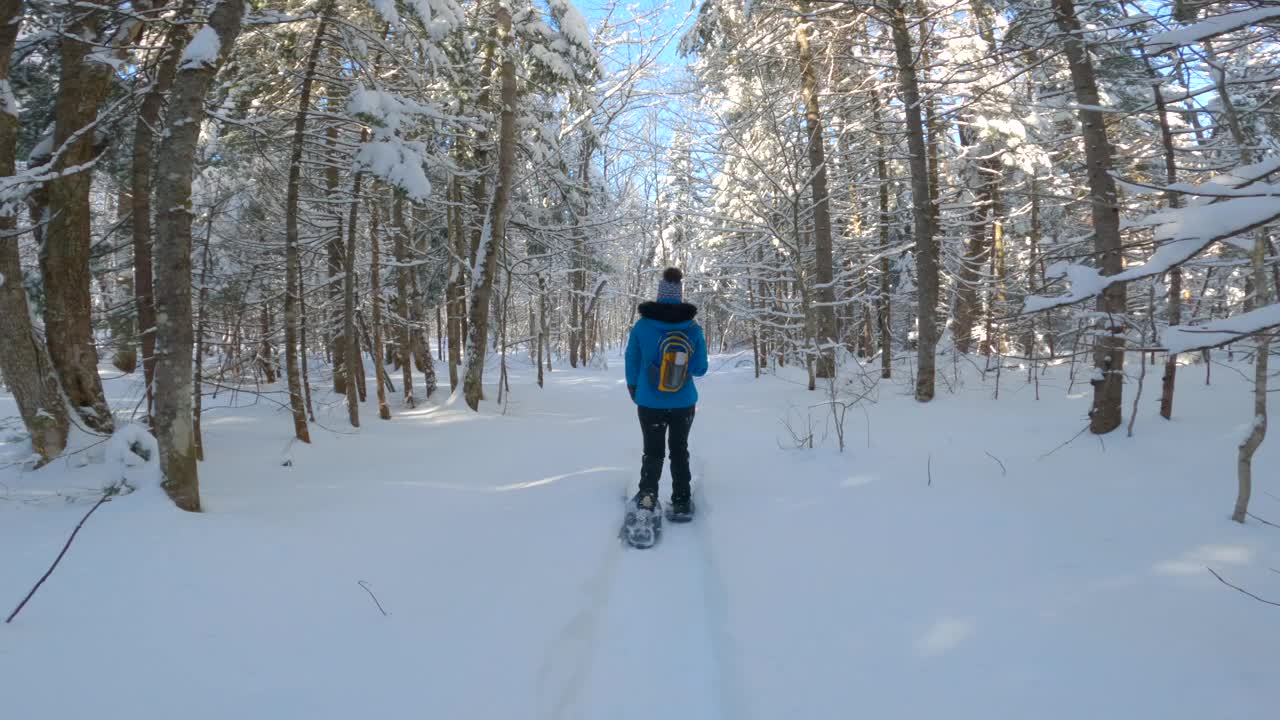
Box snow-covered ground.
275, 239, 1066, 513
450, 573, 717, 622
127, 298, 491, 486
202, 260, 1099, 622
2, 351, 1278, 719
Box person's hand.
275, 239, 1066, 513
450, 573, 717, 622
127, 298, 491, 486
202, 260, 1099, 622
627, 385, 637, 401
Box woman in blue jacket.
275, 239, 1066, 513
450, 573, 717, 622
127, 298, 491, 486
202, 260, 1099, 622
625, 268, 708, 521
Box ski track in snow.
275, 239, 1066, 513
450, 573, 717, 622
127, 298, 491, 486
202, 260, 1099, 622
537, 465, 729, 720
534, 479, 625, 720
690, 457, 746, 720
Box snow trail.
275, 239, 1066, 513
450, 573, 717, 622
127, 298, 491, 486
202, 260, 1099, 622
538, 470, 727, 720
3, 353, 1278, 719
536, 521, 623, 719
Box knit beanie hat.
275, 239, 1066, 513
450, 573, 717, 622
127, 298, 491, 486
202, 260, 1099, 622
657, 267, 683, 304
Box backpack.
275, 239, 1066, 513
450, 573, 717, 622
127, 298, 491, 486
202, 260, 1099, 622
649, 330, 693, 393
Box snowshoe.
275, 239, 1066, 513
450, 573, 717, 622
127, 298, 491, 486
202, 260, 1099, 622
666, 494, 695, 523
622, 491, 662, 549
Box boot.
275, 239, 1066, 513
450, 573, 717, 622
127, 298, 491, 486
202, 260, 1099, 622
667, 491, 694, 523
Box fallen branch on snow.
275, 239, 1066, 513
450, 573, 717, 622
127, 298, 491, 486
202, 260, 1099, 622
984, 451, 1007, 477
1246, 512, 1280, 529
357, 580, 390, 616
6, 485, 120, 624
1206, 567, 1280, 608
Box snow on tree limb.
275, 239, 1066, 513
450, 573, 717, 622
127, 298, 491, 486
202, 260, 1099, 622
1024, 196, 1280, 313
1163, 304, 1280, 354
179, 26, 221, 70
1023, 157, 1280, 314
1146, 7, 1280, 53
346, 84, 440, 200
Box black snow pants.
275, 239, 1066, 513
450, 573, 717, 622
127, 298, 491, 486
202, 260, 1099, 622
637, 405, 696, 499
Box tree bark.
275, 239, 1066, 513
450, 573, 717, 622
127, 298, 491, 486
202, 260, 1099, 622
193, 215, 214, 461
371, 202, 391, 420
394, 195, 414, 408
153, 0, 246, 512
795, 3, 837, 379
133, 2, 191, 424
462, 5, 518, 411
40, 7, 136, 433
343, 161, 364, 427
1053, 0, 1126, 434
298, 251, 315, 422
0, 0, 70, 464
258, 301, 276, 383
539, 274, 550, 386
886, 0, 937, 401
282, 8, 331, 444
1149, 61, 1181, 420
409, 204, 437, 397
325, 126, 347, 395
446, 177, 465, 390
867, 82, 893, 380
1234, 246, 1270, 523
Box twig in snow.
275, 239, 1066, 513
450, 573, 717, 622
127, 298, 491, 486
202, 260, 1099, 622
1206, 567, 1280, 608
1038, 424, 1091, 460
1246, 512, 1280, 529
927, 454, 933, 487
6, 486, 118, 624
984, 451, 1007, 477
357, 580, 390, 616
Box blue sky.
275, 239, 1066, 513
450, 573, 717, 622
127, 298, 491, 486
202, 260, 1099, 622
576, 0, 698, 68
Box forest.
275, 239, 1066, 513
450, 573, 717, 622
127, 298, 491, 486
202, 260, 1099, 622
2, 1, 1279, 717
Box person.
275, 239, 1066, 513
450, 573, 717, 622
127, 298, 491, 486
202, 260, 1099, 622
625, 267, 708, 521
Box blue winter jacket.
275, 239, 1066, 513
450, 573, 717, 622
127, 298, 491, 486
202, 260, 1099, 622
625, 300, 709, 409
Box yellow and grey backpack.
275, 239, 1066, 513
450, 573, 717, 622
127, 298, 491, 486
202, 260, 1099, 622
650, 330, 693, 393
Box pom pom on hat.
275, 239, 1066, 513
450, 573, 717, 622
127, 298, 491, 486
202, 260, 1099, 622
657, 267, 684, 303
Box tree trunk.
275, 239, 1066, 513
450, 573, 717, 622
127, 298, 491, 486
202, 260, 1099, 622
343, 162, 364, 426
1234, 243, 1270, 523
193, 215, 214, 461
133, 2, 191, 424
886, 0, 937, 401
462, 5, 518, 411
539, 274, 550, 385
1025, 175, 1047, 356
409, 205, 437, 397
281, 9, 330, 444
1149, 62, 1181, 420
795, 3, 837, 379
258, 302, 276, 383
298, 251, 315, 422
868, 83, 893, 380
569, 261, 582, 368
953, 127, 988, 355
437, 305, 445, 361
326, 126, 346, 395
1053, 0, 1126, 434
107, 192, 138, 374
0, 0, 70, 464
446, 177, 464, 390
153, 0, 246, 512
394, 195, 415, 408
582, 279, 608, 367
370, 202, 391, 420
981, 182, 1006, 356
40, 8, 131, 433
